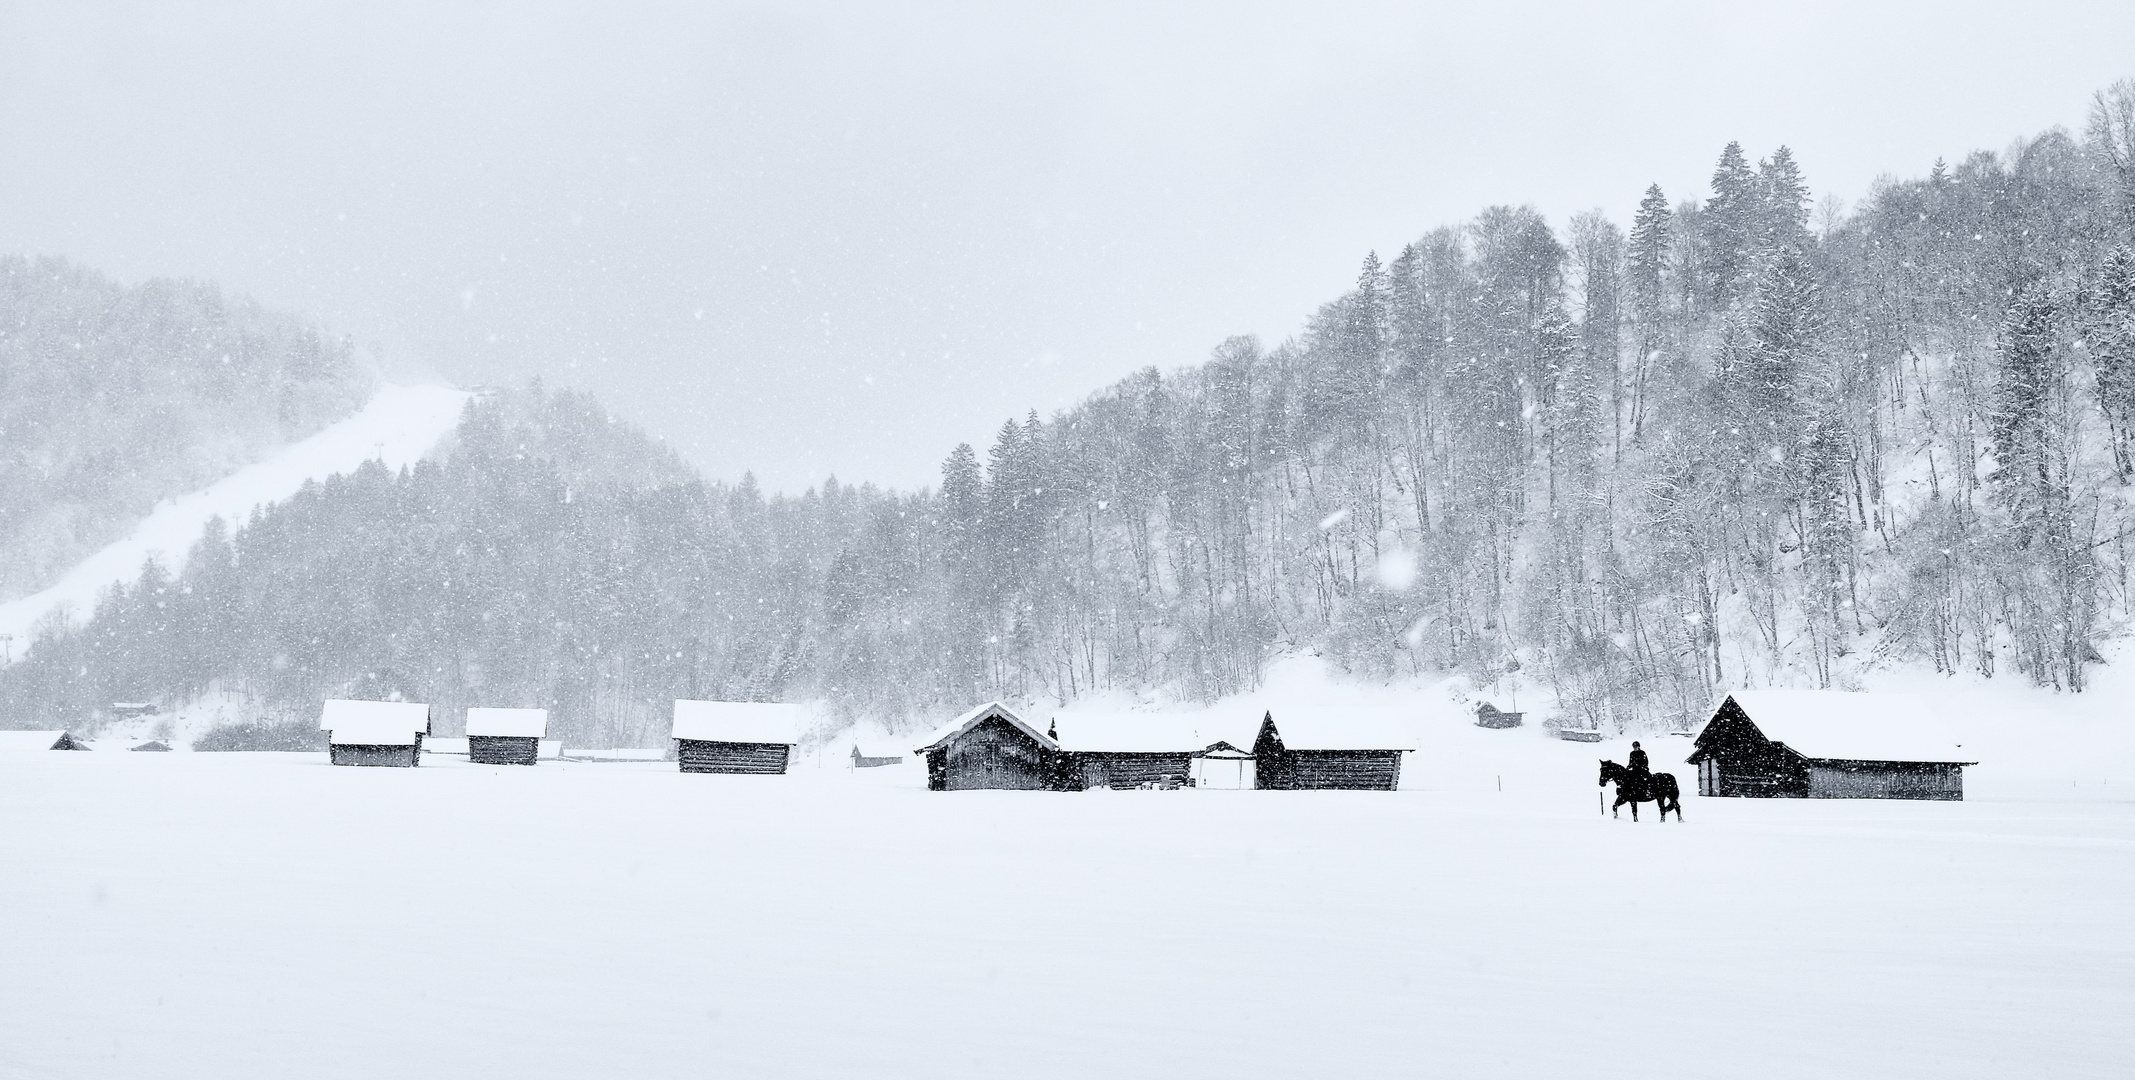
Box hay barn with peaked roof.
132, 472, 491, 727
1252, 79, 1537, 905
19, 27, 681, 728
1252, 712, 1413, 790
912, 702, 1066, 790
1686, 691, 1975, 800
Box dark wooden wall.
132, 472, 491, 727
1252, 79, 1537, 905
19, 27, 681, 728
469, 735, 540, 766
1257, 749, 1402, 790
1806, 760, 1964, 800
1077, 752, 1194, 790
677, 739, 792, 774
330, 743, 420, 767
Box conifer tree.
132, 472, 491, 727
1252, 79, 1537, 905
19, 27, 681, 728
1705, 142, 1759, 307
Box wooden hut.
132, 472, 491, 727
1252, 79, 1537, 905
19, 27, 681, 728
912, 702, 1068, 790
1685, 691, 1975, 800
465, 707, 548, 765
671, 701, 805, 774
320, 699, 431, 767
1474, 702, 1524, 729
0, 730, 88, 751
1252, 712, 1414, 790
850, 745, 903, 768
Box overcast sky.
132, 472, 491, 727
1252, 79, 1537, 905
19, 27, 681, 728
3, 1, 2132, 491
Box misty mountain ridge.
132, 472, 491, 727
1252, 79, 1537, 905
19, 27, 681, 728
0, 256, 374, 602
5, 79, 2135, 744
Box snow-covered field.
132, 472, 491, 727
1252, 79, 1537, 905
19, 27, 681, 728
2, 717, 2128, 1079
0, 384, 470, 648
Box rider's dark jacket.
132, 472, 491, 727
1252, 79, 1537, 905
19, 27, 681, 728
1627, 747, 1650, 776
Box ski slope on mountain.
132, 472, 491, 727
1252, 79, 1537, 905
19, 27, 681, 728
0, 384, 470, 654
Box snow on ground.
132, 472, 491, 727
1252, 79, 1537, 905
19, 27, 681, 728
2, 704, 2128, 1079
0, 384, 471, 652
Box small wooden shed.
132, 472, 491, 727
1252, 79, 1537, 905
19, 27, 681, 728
1685, 691, 1975, 800
671, 701, 805, 774
1252, 712, 1414, 790
913, 702, 1067, 791
1474, 702, 1524, 729
465, 707, 549, 765
320, 699, 431, 767
0, 730, 88, 751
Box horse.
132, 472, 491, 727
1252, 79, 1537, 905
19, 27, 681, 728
1599, 760, 1682, 822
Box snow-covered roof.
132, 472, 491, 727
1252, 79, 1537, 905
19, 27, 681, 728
320, 700, 431, 746
913, 702, 1056, 754
1714, 691, 1971, 763
1047, 711, 1261, 754
671, 701, 806, 745
465, 707, 548, 738
0, 730, 74, 751
1262, 711, 1419, 751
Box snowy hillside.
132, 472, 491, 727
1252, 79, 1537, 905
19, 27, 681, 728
0, 383, 470, 652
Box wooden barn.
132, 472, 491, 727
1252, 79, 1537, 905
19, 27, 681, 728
1686, 691, 1975, 801
671, 701, 806, 775
0, 730, 88, 751
1252, 711, 1414, 790
465, 707, 549, 765
913, 702, 1069, 791
1048, 713, 1210, 790
320, 699, 431, 767
1474, 702, 1524, 729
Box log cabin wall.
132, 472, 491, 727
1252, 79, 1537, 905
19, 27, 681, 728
329, 743, 420, 767
1259, 750, 1402, 790
677, 740, 792, 774
1807, 761, 1964, 800
469, 735, 539, 765
1076, 752, 1194, 790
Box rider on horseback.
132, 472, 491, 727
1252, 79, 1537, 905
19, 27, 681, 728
1627, 740, 1650, 779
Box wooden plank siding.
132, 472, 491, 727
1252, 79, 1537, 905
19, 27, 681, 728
677, 739, 792, 775
1257, 749, 1402, 791
1077, 752, 1194, 790
1807, 761, 1964, 800
329, 742, 421, 767
469, 735, 540, 766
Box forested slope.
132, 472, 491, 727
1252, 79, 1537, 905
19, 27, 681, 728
0, 257, 373, 600
5, 82, 2134, 743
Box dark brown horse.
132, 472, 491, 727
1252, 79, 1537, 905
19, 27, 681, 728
1599, 760, 1682, 822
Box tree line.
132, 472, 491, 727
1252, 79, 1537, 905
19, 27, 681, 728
5, 80, 2135, 742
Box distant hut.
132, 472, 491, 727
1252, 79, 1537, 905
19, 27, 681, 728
671, 701, 805, 775
1685, 691, 1975, 801
1252, 712, 1414, 790
850, 745, 903, 768
465, 708, 549, 765
130, 740, 173, 752
0, 731, 88, 751
1474, 702, 1524, 729
110, 702, 160, 720
912, 702, 1068, 791
320, 699, 431, 767
1190, 742, 1256, 790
